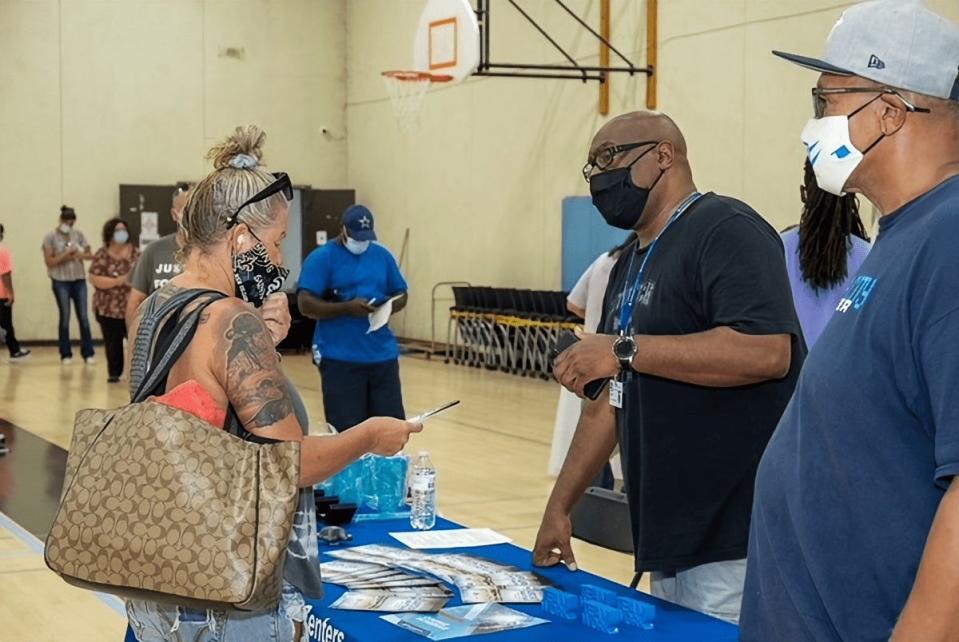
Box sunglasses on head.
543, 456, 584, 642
225, 172, 293, 229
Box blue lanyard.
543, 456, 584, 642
617, 192, 702, 334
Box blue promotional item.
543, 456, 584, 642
618, 597, 656, 629
582, 584, 619, 607
541, 587, 579, 621
365, 454, 410, 513
317, 454, 410, 516
581, 599, 622, 635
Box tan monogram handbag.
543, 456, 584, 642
44, 290, 301, 611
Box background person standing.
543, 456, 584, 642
0, 223, 30, 361
549, 233, 635, 481
126, 184, 189, 321
781, 159, 871, 348
42, 206, 95, 364
297, 205, 409, 430
89, 218, 139, 382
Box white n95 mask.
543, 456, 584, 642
800, 116, 864, 197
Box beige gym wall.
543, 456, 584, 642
346, 0, 959, 344
0, 0, 347, 341
3, 1, 957, 345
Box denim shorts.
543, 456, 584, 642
126, 582, 308, 642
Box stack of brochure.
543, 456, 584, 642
321, 560, 454, 612
323, 544, 551, 611
383, 603, 549, 640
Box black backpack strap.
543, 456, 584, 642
132, 290, 227, 403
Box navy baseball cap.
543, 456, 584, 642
773, 0, 959, 101
342, 205, 377, 242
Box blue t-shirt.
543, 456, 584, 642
781, 227, 871, 348
298, 241, 408, 364
742, 176, 959, 641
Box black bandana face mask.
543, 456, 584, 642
589, 146, 663, 230
232, 232, 290, 308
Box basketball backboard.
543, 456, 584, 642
413, 0, 480, 83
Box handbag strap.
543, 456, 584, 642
130, 288, 223, 393
132, 289, 227, 403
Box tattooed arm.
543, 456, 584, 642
211, 301, 421, 487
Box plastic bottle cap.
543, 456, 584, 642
418, 451, 429, 456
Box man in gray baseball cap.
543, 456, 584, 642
742, 1, 959, 640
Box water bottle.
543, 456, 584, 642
410, 451, 437, 530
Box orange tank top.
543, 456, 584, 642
152, 379, 227, 428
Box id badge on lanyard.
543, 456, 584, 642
609, 378, 624, 409
616, 191, 701, 335
610, 192, 702, 410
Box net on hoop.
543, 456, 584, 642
381, 70, 453, 132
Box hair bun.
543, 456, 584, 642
207, 125, 266, 170
229, 153, 259, 169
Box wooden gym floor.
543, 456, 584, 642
0, 347, 640, 642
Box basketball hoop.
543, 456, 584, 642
381, 70, 453, 132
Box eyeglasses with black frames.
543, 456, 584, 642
582, 141, 659, 183
810, 86, 931, 119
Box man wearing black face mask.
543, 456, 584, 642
533, 111, 804, 624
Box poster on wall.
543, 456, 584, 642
140, 211, 159, 248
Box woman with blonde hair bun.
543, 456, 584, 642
125, 125, 421, 641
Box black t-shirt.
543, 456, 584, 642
598, 192, 805, 572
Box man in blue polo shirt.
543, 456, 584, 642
742, 2, 959, 640
297, 205, 409, 430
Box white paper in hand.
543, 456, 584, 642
367, 295, 403, 334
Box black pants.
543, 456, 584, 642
319, 358, 405, 430
0, 300, 21, 356
96, 315, 127, 378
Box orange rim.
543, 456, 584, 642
381, 70, 454, 83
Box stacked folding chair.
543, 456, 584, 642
445, 286, 582, 379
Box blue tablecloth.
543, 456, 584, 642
124, 517, 739, 641
302, 517, 738, 642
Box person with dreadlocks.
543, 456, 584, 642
780, 159, 871, 347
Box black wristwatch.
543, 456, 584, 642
612, 335, 638, 371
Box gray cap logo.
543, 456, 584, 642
773, 0, 959, 101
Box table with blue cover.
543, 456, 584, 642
123, 517, 739, 641
300, 517, 738, 642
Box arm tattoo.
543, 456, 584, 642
153, 284, 184, 307
251, 397, 295, 428
224, 312, 294, 428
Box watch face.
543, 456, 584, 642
614, 337, 635, 359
